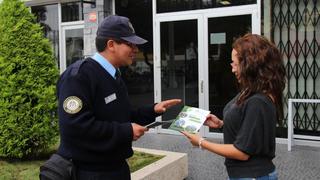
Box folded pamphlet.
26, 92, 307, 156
169, 106, 210, 133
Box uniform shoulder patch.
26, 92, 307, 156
63, 96, 83, 114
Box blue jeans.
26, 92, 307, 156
229, 170, 278, 180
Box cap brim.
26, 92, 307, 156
121, 35, 148, 45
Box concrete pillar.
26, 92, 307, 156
83, 0, 113, 57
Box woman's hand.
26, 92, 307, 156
204, 114, 223, 129
181, 131, 202, 147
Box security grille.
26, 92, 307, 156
271, 0, 320, 136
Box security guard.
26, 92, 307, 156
56, 15, 181, 180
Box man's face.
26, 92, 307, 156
113, 40, 139, 66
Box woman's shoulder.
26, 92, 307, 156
245, 93, 275, 108
240, 93, 276, 119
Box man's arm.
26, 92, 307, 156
58, 73, 137, 151
130, 99, 182, 125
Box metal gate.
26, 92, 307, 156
271, 0, 320, 137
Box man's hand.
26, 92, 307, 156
204, 114, 223, 129
131, 123, 148, 141
154, 99, 182, 114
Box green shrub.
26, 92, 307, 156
0, 0, 59, 158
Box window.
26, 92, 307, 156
115, 0, 154, 107
157, 0, 257, 13
32, 4, 59, 64
61, 2, 83, 22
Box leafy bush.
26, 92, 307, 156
0, 0, 59, 158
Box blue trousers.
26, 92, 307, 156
229, 170, 278, 180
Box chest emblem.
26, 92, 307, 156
63, 96, 83, 114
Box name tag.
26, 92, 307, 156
105, 93, 117, 104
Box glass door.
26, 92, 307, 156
161, 19, 198, 126
203, 6, 260, 137
154, 15, 205, 134
60, 23, 84, 72
206, 15, 252, 135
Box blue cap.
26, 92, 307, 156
96, 15, 147, 45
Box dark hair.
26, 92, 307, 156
95, 37, 129, 52
232, 34, 286, 123
95, 36, 108, 52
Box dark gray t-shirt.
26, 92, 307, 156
223, 93, 276, 178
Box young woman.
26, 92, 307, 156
182, 34, 286, 180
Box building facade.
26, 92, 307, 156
20, 0, 319, 143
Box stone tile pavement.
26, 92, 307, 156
133, 133, 320, 180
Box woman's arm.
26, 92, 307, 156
201, 139, 249, 161
181, 131, 249, 161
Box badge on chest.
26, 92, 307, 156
105, 93, 117, 104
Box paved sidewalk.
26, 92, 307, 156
133, 133, 320, 180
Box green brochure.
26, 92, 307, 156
169, 106, 210, 133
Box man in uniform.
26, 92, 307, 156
57, 15, 181, 180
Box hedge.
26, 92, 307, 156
0, 0, 59, 158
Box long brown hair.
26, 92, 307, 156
232, 34, 286, 122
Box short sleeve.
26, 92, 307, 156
233, 97, 276, 156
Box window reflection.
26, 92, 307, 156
65, 29, 84, 66
207, 15, 251, 133
116, 0, 155, 108
160, 20, 199, 126
32, 4, 59, 64
61, 2, 83, 22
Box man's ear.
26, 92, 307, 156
106, 40, 116, 52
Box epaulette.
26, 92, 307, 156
70, 59, 88, 76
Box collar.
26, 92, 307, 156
92, 52, 116, 79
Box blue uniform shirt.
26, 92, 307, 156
92, 52, 116, 79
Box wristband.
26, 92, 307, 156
198, 138, 205, 149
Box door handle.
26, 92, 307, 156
200, 80, 204, 93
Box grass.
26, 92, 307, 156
0, 160, 44, 180
127, 151, 164, 173
0, 151, 164, 180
